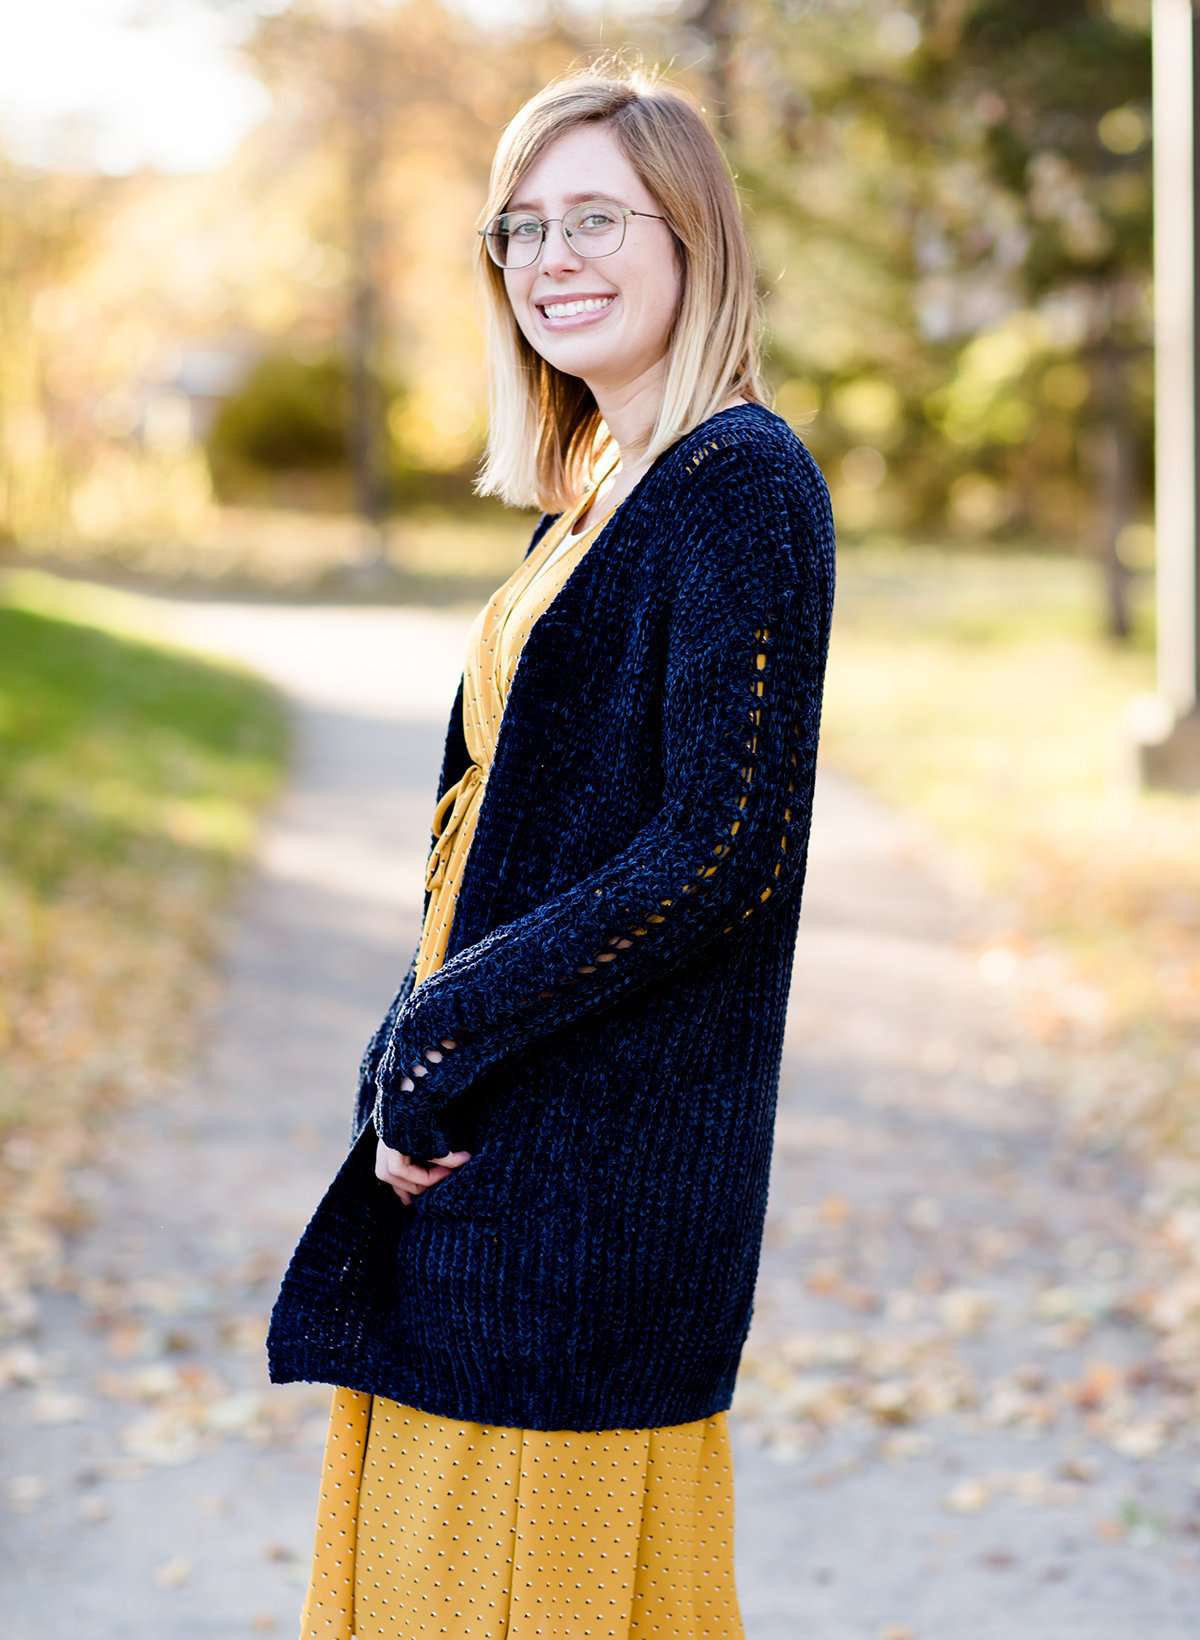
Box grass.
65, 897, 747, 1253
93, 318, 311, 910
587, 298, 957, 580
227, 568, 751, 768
0, 569, 292, 1167
822, 541, 1200, 1165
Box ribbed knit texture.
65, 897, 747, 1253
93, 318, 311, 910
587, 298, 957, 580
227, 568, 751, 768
266, 402, 837, 1432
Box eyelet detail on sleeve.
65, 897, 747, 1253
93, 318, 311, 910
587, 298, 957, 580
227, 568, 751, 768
523, 613, 799, 981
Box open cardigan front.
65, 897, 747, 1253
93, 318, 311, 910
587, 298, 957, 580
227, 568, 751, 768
266, 401, 837, 1432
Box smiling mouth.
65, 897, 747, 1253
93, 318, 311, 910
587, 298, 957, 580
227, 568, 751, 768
536, 294, 618, 327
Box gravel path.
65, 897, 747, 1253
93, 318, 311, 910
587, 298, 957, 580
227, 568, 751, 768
2, 589, 1196, 1639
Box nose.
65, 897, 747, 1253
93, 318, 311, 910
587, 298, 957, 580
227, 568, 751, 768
537, 217, 583, 272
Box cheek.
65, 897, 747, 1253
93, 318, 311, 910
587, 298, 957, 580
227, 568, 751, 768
628, 254, 679, 326
633, 280, 680, 341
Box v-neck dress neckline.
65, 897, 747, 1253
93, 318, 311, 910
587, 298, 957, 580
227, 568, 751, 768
488, 460, 620, 704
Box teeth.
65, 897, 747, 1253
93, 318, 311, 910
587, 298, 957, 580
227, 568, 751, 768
543, 296, 615, 318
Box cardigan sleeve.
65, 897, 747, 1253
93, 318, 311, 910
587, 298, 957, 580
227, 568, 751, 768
372, 438, 836, 1164
352, 941, 419, 1144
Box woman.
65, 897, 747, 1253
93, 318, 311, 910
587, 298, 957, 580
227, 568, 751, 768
267, 59, 836, 1639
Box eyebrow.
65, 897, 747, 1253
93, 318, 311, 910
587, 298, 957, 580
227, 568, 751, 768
504, 191, 627, 212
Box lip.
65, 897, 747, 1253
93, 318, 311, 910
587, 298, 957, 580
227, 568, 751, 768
535, 293, 618, 331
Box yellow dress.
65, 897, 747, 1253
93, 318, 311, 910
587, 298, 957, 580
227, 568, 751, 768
299, 459, 745, 1639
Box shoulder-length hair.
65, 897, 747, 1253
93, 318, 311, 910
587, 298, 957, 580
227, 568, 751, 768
472, 57, 771, 515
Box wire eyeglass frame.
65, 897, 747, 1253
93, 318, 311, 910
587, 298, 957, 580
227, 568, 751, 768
479, 197, 669, 269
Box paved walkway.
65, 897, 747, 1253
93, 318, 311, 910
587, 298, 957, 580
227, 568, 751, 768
2, 588, 1196, 1638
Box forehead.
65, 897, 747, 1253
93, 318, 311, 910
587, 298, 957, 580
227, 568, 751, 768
504, 123, 641, 213
504, 189, 621, 213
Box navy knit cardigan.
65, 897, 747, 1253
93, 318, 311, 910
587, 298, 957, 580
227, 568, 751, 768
266, 401, 837, 1432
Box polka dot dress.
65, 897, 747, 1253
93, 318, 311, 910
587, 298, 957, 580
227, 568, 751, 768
303, 1396, 742, 1638
299, 456, 745, 1638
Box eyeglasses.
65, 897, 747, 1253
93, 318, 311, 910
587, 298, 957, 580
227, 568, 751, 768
479, 196, 668, 269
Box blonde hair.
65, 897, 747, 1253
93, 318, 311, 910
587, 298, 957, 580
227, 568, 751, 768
472, 55, 770, 515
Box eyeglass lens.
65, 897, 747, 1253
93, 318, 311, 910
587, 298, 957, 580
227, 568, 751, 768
484, 199, 625, 268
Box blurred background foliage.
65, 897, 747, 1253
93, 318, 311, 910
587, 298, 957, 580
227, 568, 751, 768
0, 0, 1155, 618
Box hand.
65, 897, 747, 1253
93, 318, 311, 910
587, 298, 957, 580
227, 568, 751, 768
375, 1142, 472, 1206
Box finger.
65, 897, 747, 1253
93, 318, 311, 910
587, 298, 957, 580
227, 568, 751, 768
386, 1148, 472, 1184
389, 1157, 454, 1186
377, 1142, 449, 1185
376, 1146, 435, 1188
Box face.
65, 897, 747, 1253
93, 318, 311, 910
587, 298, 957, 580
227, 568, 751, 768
499, 122, 681, 397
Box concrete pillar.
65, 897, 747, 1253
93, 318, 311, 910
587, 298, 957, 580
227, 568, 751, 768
1131, 0, 1200, 789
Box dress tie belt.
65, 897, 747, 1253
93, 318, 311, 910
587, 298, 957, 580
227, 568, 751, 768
425, 761, 485, 895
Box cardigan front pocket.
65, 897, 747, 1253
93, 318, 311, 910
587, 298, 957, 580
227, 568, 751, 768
404, 1065, 550, 1222
408, 1140, 509, 1220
